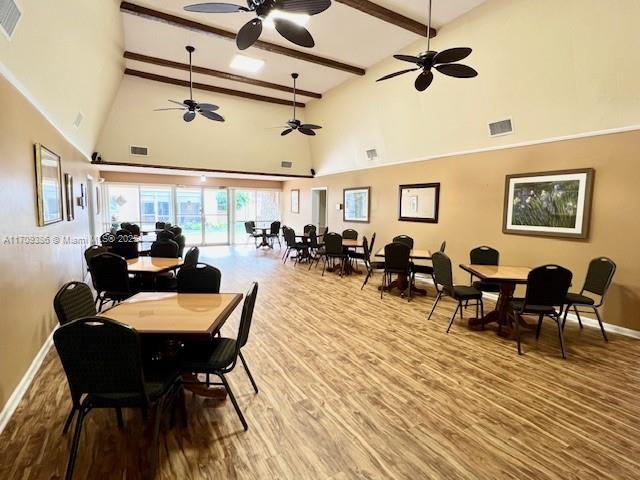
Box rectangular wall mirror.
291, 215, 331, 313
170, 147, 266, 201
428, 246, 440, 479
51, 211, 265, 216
398, 183, 440, 223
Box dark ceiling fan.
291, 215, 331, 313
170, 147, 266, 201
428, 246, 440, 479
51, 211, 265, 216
184, 0, 331, 50
154, 46, 225, 122
377, 0, 478, 92
279, 73, 321, 136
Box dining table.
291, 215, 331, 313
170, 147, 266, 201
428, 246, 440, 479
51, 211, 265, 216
375, 248, 432, 295
459, 264, 532, 337
127, 256, 183, 274
254, 227, 272, 249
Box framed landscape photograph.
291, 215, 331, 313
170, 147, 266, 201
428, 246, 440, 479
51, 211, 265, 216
64, 174, 74, 221
503, 168, 594, 239
291, 189, 300, 213
34, 144, 63, 226
399, 183, 440, 223
343, 187, 370, 223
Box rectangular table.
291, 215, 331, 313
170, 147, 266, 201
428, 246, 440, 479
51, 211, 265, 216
375, 248, 432, 260
127, 257, 183, 273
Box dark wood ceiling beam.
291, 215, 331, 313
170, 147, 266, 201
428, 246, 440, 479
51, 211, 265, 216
120, 2, 365, 76
124, 51, 322, 99
333, 0, 436, 37
124, 68, 305, 108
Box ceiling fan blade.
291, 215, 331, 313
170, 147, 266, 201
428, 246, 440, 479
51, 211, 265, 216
280, 0, 331, 15
415, 70, 434, 92
281, 129, 294, 136
301, 124, 322, 130
237, 18, 263, 50
274, 18, 315, 48
184, 3, 248, 13
434, 47, 472, 65
376, 68, 418, 82
393, 54, 422, 64
197, 103, 220, 111
298, 127, 317, 136
436, 63, 478, 78
183, 111, 196, 122
154, 108, 186, 111
199, 110, 225, 122
169, 99, 188, 107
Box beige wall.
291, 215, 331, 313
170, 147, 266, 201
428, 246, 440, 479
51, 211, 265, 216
96, 76, 313, 177
0, 0, 124, 158
283, 130, 640, 331
306, 0, 640, 175
0, 74, 97, 410
100, 171, 283, 190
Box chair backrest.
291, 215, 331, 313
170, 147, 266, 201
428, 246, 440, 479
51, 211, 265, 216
184, 246, 200, 267
583, 257, 616, 297
384, 242, 411, 272
470, 246, 499, 265
100, 232, 114, 247
169, 226, 182, 236
84, 245, 110, 266
321, 226, 329, 238
111, 235, 139, 260
308, 230, 319, 248
393, 235, 414, 249
155, 221, 165, 229
90, 253, 131, 295
53, 317, 147, 406
369, 232, 377, 257
361, 236, 370, 263
174, 234, 186, 257
150, 239, 179, 258
304, 224, 316, 235
432, 251, 454, 292
244, 221, 255, 234
120, 222, 131, 232
270, 221, 281, 235
53, 282, 97, 326
127, 224, 141, 236
177, 263, 221, 293
324, 232, 343, 255
236, 282, 259, 350
439, 241, 446, 253
157, 230, 175, 242
524, 265, 573, 309
342, 229, 358, 240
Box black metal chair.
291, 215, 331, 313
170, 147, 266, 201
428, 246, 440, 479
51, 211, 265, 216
150, 240, 179, 258
428, 251, 484, 333
283, 227, 307, 264
84, 246, 110, 286
54, 317, 183, 480
267, 221, 281, 248
469, 246, 500, 293
411, 241, 446, 289
157, 230, 175, 242
168, 226, 182, 236
127, 223, 141, 236
100, 232, 115, 247
307, 230, 324, 269
180, 282, 259, 431
361, 233, 384, 289
174, 234, 186, 258
244, 221, 259, 245
177, 263, 222, 293
380, 242, 412, 300
392, 235, 414, 249
89, 253, 138, 311
111, 231, 139, 260
562, 257, 616, 342
155, 221, 166, 229
183, 246, 200, 267
322, 233, 347, 276
342, 229, 358, 240
510, 265, 573, 358
303, 224, 316, 235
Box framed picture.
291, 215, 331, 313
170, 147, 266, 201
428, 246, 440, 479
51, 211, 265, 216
398, 183, 440, 223
503, 168, 594, 239
291, 189, 300, 213
343, 187, 370, 223
34, 144, 63, 226
64, 174, 74, 221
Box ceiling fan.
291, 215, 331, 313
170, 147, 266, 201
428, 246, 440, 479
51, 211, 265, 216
279, 73, 321, 136
154, 46, 225, 123
184, 0, 331, 50
376, 0, 478, 92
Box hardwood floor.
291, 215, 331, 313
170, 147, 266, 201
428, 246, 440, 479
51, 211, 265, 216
1, 245, 639, 479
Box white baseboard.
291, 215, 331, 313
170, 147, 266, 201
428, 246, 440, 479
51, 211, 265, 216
0, 328, 56, 435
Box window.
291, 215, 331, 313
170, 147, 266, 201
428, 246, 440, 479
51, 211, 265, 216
233, 189, 280, 243
139, 186, 172, 230
107, 185, 140, 230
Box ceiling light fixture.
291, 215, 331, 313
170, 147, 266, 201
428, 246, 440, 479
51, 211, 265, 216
263, 10, 310, 29
230, 54, 265, 73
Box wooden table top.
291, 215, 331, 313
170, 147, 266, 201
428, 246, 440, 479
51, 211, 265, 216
459, 264, 531, 283
343, 239, 362, 248
127, 256, 183, 273
375, 248, 432, 260
104, 292, 243, 335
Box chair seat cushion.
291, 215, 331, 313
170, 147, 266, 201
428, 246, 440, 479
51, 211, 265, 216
349, 252, 366, 260
411, 263, 434, 274
452, 285, 482, 299
565, 292, 595, 305
510, 299, 557, 314
370, 261, 385, 269
473, 280, 501, 293
180, 338, 237, 373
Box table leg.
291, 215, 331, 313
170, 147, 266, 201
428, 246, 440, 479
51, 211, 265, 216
182, 373, 227, 400
468, 283, 535, 336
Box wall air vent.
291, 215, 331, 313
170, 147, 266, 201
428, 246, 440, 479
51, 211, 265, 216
281, 161, 292, 168
73, 112, 84, 129
129, 145, 149, 157
0, 0, 21, 39
488, 118, 514, 137
366, 149, 378, 161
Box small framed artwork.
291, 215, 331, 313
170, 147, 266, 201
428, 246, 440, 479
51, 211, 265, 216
398, 183, 440, 223
64, 174, 75, 221
77, 183, 86, 209
343, 187, 370, 223
291, 189, 300, 213
34, 144, 64, 226
503, 168, 594, 239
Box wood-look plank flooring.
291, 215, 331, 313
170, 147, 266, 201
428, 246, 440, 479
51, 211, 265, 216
1, 246, 640, 479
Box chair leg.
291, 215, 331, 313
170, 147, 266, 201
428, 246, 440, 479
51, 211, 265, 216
479, 299, 485, 329
535, 313, 544, 340
513, 311, 522, 355
561, 304, 571, 330
219, 373, 248, 431
593, 307, 609, 342
361, 268, 372, 290
427, 292, 442, 320
62, 407, 76, 435
148, 400, 162, 480
573, 305, 584, 329
321, 257, 327, 276
380, 271, 386, 299
556, 315, 567, 359
239, 351, 259, 394
446, 303, 461, 334
65, 407, 87, 480
115, 407, 124, 429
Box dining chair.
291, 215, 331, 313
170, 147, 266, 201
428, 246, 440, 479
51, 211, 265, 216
322, 233, 347, 276
268, 221, 281, 247
392, 235, 414, 249
155, 221, 166, 230
168, 226, 182, 236
510, 265, 573, 358
183, 246, 200, 267
381, 242, 412, 300
180, 282, 259, 431
89, 253, 138, 311
173, 234, 186, 258
283, 227, 307, 264
303, 224, 316, 235
361, 233, 384, 289
469, 246, 500, 293
177, 263, 222, 293
127, 224, 141, 236
150, 240, 179, 258
308, 230, 326, 270
84, 245, 109, 271
157, 230, 176, 242
54, 316, 184, 480
100, 232, 115, 247
342, 229, 358, 240
562, 257, 616, 342
428, 251, 484, 333
411, 240, 446, 290
111, 231, 139, 260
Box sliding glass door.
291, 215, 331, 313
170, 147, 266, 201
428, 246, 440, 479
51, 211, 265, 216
204, 189, 229, 244
175, 187, 202, 245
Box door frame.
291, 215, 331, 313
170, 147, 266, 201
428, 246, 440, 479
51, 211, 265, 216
311, 187, 328, 230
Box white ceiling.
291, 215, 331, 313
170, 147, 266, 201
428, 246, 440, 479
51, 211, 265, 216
123, 0, 486, 103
